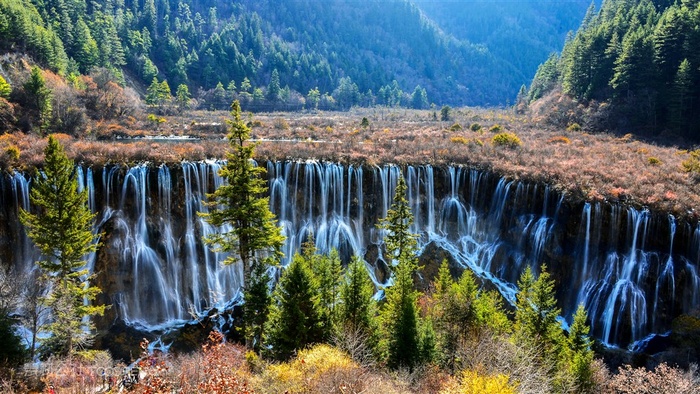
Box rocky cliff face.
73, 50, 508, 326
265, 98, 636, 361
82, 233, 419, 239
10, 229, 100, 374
1, 161, 698, 354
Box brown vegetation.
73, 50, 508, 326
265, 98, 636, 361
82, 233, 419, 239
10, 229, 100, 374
2, 106, 700, 218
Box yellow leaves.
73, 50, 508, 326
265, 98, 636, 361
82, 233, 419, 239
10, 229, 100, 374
255, 344, 361, 394
441, 370, 517, 394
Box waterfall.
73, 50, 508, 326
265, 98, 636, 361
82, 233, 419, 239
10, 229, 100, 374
3, 161, 699, 349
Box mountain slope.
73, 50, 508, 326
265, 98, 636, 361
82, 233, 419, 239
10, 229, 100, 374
413, 0, 599, 86
529, 0, 700, 141
1, 0, 592, 107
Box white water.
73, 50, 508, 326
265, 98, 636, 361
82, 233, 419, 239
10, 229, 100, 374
3, 161, 699, 348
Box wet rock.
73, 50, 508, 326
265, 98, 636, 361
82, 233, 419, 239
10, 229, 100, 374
94, 320, 156, 363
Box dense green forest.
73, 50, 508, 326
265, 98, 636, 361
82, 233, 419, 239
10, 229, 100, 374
0, 0, 587, 110
528, 0, 700, 141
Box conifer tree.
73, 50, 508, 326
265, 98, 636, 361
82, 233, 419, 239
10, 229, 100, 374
265, 253, 322, 360
431, 260, 483, 371
72, 17, 99, 73
567, 304, 595, 392
266, 68, 281, 102
145, 77, 162, 105
514, 265, 564, 369
669, 58, 692, 134
175, 83, 191, 110
19, 136, 103, 356
379, 174, 418, 269
313, 248, 342, 341
378, 173, 422, 370
244, 259, 272, 353
23, 67, 52, 134
202, 100, 285, 349
338, 255, 378, 354
382, 250, 420, 370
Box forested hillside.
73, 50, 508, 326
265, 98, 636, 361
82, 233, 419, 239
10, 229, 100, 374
528, 0, 700, 141
414, 0, 599, 89
0, 0, 588, 109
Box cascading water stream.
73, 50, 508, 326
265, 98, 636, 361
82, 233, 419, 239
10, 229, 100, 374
3, 161, 700, 349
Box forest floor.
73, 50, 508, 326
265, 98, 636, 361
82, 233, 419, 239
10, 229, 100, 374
2, 106, 699, 219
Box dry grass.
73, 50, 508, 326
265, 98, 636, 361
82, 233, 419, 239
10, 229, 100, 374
3, 107, 700, 218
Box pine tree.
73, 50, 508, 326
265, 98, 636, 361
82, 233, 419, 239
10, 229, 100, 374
339, 255, 377, 338
19, 136, 104, 356
514, 265, 564, 367
307, 87, 320, 110
244, 259, 272, 353
669, 58, 692, 134
567, 304, 594, 392
23, 66, 53, 135
202, 100, 285, 349
266, 68, 281, 102
382, 250, 420, 370
175, 83, 191, 110
378, 173, 422, 370
72, 17, 98, 73
411, 85, 428, 109
265, 253, 322, 360
610, 27, 656, 99
378, 174, 419, 269
213, 81, 227, 109
431, 260, 482, 371
145, 77, 162, 105
313, 248, 342, 341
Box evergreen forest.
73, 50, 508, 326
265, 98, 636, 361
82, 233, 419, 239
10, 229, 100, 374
0, 0, 593, 110
528, 0, 700, 141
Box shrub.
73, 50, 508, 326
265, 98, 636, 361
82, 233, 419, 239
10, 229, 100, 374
488, 124, 502, 133
274, 118, 290, 130
450, 123, 463, 131
450, 136, 469, 145
325, 126, 333, 133
602, 363, 700, 393
360, 117, 370, 128
441, 370, 517, 394
441, 105, 451, 121
4, 144, 20, 161
547, 136, 571, 144
567, 123, 582, 132
682, 150, 700, 173
492, 132, 522, 148
255, 344, 365, 393
470, 123, 482, 132
648, 157, 662, 166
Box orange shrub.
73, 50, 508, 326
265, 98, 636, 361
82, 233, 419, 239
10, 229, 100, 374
547, 136, 571, 144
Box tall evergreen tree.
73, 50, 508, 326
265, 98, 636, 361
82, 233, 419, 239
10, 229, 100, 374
175, 83, 191, 110
378, 175, 419, 270
339, 255, 377, 338
514, 265, 564, 368
265, 253, 322, 360
202, 100, 285, 349
567, 304, 595, 392
669, 58, 692, 134
312, 248, 342, 341
19, 136, 104, 356
23, 67, 52, 135
244, 258, 272, 353
378, 173, 422, 370
266, 68, 281, 102
72, 17, 99, 73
